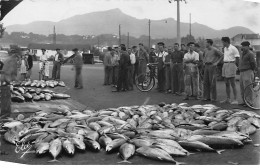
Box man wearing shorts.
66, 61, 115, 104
221, 37, 240, 104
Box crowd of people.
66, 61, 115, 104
103, 37, 257, 106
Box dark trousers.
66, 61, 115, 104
52, 61, 61, 80
117, 68, 128, 91
157, 67, 165, 91
203, 64, 217, 100
75, 66, 83, 88
171, 63, 184, 93
133, 62, 139, 84
104, 66, 113, 85
128, 65, 134, 89
112, 66, 119, 85
165, 65, 171, 90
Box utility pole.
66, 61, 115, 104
119, 24, 121, 45
189, 13, 191, 37
148, 19, 151, 51
169, 0, 186, 46
53, 25, 56, 44
127, 32, 129, 49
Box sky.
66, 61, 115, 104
2, 0, 260, 33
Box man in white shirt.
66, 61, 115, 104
127, 46, 137, 90
221, 37, 240, 104
183, 42, 200, 100
39, 48, 49, 80
156, 42, 168, 92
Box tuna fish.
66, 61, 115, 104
106, 138, 127, 152
62, 139, 75, 155
35, 142, 50, 155
99, 135, 113, 148
48, 138, 62, 162
118, 143, 135, 163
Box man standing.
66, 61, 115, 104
157, 42, 168, 92
171, 43, 184, 95
203, 39, 223, 102
103, 47, 113, 85
164, 47, 172, 93
39, 49, 50, 80
72, 48, 84, 89
183, 42, 200, 100
111, 48, 120, 87
112, 44, 130, 92
181, 44, 188, 54
137, 43, 149, 84
239, 41, 257, 106
149, 48, 157, 63
26, 49, 34, 80
221, 37, 240, 104
52, 48, 64, 81
128, 46, 136, 90
194, 43, 204, 97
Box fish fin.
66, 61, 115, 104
118, 160, 132, 164
216, 150, 225, 154
48, 159, 60, 163
175, 161, 186, 165
158, 157, 163, 160
187, 152, 195, 155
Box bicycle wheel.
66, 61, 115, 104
243, 81, 260, 110
135, 72, 155, 92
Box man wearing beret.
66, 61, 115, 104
156, 42, 168, 92
52, 48, 64, 81
239, 41, 257, 106
221, 37, 240, 104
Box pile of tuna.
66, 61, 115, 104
9, 80, 69, 102
11, 80, 66, 88
1, 103, 260, 164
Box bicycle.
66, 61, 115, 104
243, 75, 260, 110
135, 63, 158, 92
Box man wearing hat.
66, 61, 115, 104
157, 42, 168, 92
52, 48, 64, 81
239, 41, 257, 106
39, 48, 49, 80
221, 37, 240, 104
137, 43, 148, 84
103, 47, 113, 85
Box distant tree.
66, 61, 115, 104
181, 34, 195, 45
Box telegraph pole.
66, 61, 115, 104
189, 13, 191, 37
127, 32, 129, 49
176, 0, 181, 46
119, 24, 121, 45
53, 26, 56, 44
148, 19, 151, 51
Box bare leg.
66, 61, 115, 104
230, 77, 237, 101
225, 78, 231, 100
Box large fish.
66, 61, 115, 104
49, 138, 62, 162
187, 135, 244, 148
130, 138, 155, 148
3, 121, 23, 129
52, 93, 70, 99
106, 138, 127, 152
152, 142, 188, 156
88, 122, 101, 131
118, 143, 135, 163
35, 142, 50, 155
211, 131, 252, 143
71, 137, 86, 150
85, 131, 99, 141
192, 129, 221, 136
62, 139, 75, 155
4, 130, 19, 144
98, 135, 112, 148
84, 138, 101, 151
136, 146, 184, 164
178, 140, 224, 154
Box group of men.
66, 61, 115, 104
104, 36, 257, 106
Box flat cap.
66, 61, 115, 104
241, 41, 250, 46
157, 42, 165, 46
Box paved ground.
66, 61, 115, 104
1, 63, 260, 165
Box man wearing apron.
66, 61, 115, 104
157, 42, 168, 92
183, 42, 200, 100
221, 37, 240, 104
39, 49, 49, 80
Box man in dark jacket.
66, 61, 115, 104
0, 59, 3, 70
112, 44, 130, 92
26, 49, 34, 80
72, 48, 84, 89
52, 48, 64, 81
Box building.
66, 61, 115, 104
232, 34, 260, 51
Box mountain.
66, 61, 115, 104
5, 8, 254, 39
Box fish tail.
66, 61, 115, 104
117, 160, 132, 164
216, 150, 225, 154
175, 161, 186, 165
187, 152, 196, 155
48, 158, 60, 163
